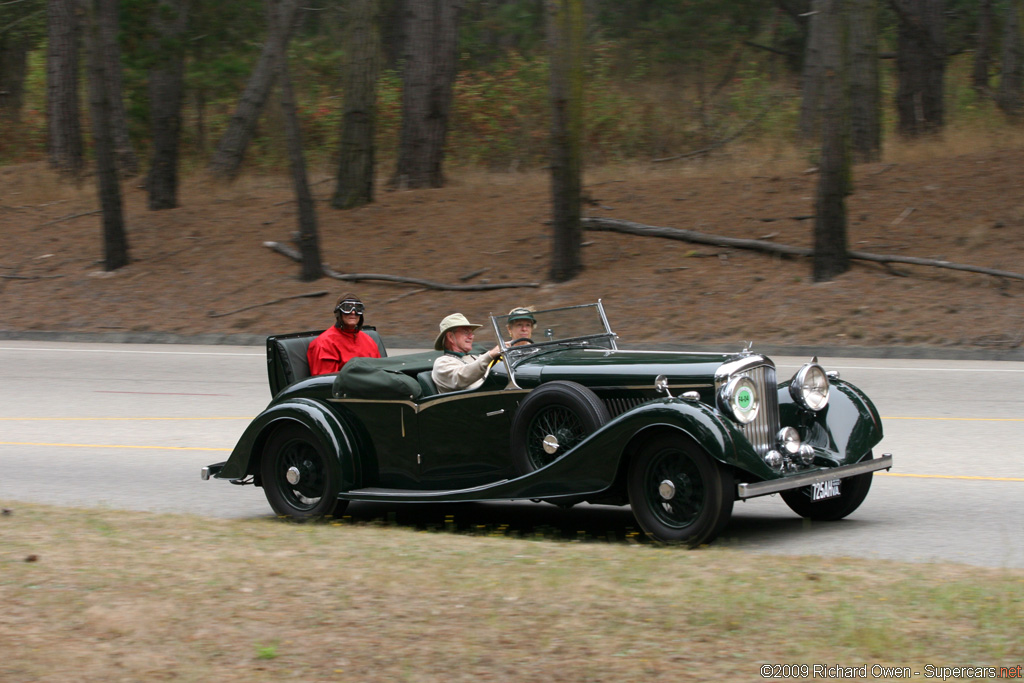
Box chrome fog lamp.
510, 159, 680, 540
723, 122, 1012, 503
790, 360, 830, 412
764, 449, 783, 469
777, 426, 801, 455
718, 375, 759, 425
798, 444, 815, 466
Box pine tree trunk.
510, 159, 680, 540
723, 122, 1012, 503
998, 0, 1024, 119
973, 0, 993, 93
813, 0, 850, 282
891, 0, 945, 137
392, 0, 460, 189
798, 0, 825, 140
848, 0, 881, 162
332, 0, 380, 210
208, 0, 302, 180
0, 32, 31, 122
46, 0, 84, 176
147, 0, 188, 210
95, 0, 137, 176
84, 0, 129, 270
278, 54, 323, 282
547, 0, 584, 282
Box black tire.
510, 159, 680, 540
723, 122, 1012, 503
780, 452, 874, 521
260, 424, 349, 520
627, 434, 734, 546
510, 381, 610, 475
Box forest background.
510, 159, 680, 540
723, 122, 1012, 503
1, 0, 1023, 355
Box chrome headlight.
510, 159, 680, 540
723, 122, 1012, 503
790, 361, 830, 412
718, 375, 759, 424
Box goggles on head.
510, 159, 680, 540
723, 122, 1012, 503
336, 301, 365, 315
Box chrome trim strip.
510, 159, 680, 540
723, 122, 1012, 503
582, 348, 729, 357
330, 389, 530, 414
736, 455, 893, 499
588, 383, 711, 391
714, 354, 773, 383
486, 409, 505, 417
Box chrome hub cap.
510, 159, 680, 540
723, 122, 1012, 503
286, 466, 301, 485
542, 434, 560, 455
658, 479, 676, 501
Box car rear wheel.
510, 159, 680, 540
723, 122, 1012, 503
260, 424, 349, 520
780, 452, 874, 521
627, 434, 734, 546
510, 381, 610, 475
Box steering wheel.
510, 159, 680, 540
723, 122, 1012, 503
484, 353, 503, 379
509, 338, 533, 347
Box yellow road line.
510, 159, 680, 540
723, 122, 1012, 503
0, 441, 231, 451
877, 472, 1024, 482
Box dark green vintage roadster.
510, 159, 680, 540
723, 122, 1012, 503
203, 302, 892, 545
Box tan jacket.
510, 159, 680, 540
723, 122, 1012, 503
431, 352, 492, 393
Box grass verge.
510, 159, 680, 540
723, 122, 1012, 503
1, 501, 1021, 681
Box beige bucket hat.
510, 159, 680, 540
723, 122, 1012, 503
434, 313, 483, 351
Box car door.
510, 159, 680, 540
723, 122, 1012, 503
414, 388, 521, 489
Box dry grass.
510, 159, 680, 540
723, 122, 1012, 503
1, 501, 1021, 681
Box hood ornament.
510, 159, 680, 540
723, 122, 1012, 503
740, 340, 754, 356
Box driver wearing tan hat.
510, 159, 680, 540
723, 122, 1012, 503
431, 313, 501, 393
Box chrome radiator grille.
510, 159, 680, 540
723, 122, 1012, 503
603, 396, 654, 418
736, 364, 780, 456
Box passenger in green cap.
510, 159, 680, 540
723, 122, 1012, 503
505, 307, 536, 347
431, 313, 501, 393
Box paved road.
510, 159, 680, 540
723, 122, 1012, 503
1, 341, 1021, 568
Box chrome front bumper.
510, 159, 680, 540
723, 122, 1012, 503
201, 462, 226, 480
736, 454, 893, 500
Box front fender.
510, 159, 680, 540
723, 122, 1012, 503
217, 398, 359, 489
543, 397, 768, 489
779, 378, 884, 467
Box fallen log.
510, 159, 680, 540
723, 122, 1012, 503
208, 290, 329, 318
265, 241, 540, 291
581, 217, 1024, 283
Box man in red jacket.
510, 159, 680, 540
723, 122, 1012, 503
307, 293, 381, 375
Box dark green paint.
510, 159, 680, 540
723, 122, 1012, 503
216, 338, 884, 505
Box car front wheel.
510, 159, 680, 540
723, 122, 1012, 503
260, 424, 349, 520
627, 434, 734, 546
780, 452, 874, 521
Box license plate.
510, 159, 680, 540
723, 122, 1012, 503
811, 479, 841, 501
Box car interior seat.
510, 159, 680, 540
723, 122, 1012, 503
416, 370, 438, 397
271, 326, 389, 390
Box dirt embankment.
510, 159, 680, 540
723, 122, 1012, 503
2, 147, 1023, 355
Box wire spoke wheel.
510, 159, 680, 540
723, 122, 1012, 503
277, 439, 327, 510
511, 381, 610, 477
643, 446, 706, 529
526, 406, 587, 469
260, 424, 347, 520
628, 434, 733, 546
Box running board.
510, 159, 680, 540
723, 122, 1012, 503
737, 454, 893, 500
340, 481, 513, 502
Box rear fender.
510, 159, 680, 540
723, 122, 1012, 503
217, 398, 359, 489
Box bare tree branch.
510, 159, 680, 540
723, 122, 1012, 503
208, 290, 328, 318
265, 242, 540, 290
582, 217, 1024, 282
